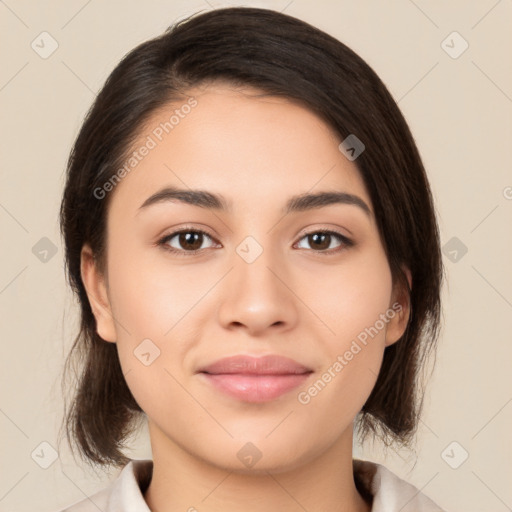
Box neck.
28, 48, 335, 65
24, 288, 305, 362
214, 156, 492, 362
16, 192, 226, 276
143, 422, 371, 512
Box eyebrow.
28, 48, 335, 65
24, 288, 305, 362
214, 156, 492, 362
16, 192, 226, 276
137, 186, 372, 217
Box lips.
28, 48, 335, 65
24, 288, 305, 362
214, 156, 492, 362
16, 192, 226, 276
199, 354, 312, 375
198, 355, 313, 403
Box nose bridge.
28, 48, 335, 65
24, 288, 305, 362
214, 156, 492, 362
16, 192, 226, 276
233, 233, 284, 299
216, 233, 297, 333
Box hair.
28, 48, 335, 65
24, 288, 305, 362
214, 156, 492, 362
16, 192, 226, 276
59, 6, 444, 470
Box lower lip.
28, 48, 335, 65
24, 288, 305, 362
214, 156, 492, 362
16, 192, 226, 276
200, 373, 311, 403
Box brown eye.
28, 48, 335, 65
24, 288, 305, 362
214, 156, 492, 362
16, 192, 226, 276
307, 233, 331, 250
159, 229, 217, 254
296, 231, 353, 253
176, 232, 204, 251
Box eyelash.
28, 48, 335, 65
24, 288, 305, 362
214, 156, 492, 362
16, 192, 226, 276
157, 226, 354, 257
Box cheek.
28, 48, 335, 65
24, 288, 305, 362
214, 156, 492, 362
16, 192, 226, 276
308, 247, 394, 347
106, 258, 198, 419
104, 245, 219, 407
294, 249, 393, 415
106, 240, 215, 340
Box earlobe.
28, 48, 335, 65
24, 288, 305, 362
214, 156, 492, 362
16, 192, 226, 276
80, 244, 117, 343
384, 266, 412, 347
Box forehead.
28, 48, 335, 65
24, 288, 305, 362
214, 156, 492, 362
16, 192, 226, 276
106, 83, 371, 217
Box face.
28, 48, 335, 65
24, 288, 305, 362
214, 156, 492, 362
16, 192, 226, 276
81, 83, 410, 473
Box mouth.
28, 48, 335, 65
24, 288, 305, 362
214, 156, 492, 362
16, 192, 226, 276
197, 354, 313, 403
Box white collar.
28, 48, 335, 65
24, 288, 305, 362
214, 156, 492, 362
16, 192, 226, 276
61, 458, 444, 511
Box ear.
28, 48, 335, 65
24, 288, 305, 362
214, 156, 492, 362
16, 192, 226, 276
384, 266, 412, 347
80, 243, 117, 343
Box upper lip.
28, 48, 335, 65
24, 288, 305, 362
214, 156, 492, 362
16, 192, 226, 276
198, 355, 313, 375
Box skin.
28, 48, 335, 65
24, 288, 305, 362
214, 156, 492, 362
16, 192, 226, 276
81, 83, 411, 512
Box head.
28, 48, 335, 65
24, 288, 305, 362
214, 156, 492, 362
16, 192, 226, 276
59, 6, 443, 470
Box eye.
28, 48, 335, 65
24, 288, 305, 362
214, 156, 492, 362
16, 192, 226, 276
157, 228, 354, 256
295, 230, 353, 254
158, 228, 219, 255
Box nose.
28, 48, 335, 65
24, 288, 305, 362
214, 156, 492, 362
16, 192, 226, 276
217, 243, 298, 337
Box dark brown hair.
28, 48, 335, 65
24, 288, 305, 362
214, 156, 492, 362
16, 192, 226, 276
59, 6, 444, 469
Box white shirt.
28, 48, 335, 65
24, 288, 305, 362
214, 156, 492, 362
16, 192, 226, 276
58, 458, 445, 511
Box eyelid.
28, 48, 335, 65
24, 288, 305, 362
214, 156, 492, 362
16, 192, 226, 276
293, 228, 354, 253
294, 224, 352, 241
157, 224, 354, 255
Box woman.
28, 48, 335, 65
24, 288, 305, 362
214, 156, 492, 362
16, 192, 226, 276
58, 6, 445, 511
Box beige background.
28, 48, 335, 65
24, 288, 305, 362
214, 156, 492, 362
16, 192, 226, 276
1, 1, 511, 511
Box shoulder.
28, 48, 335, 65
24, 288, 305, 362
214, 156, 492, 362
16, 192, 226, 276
55, 460, 153, 512
353, 459, 445, 512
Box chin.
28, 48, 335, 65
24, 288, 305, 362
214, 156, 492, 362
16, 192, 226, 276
187, 430, 323, 475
